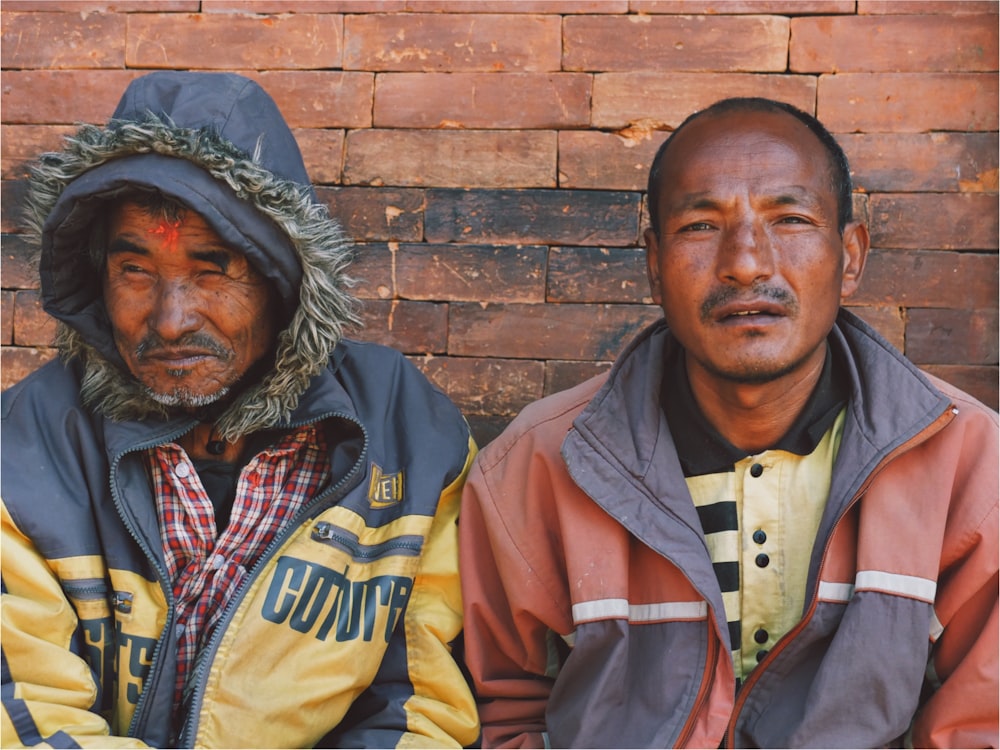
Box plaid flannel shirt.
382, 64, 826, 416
146, 423, 330, 715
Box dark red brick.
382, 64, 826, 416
316, 187, 424, 242
547, 246, 650, 304
293, 128, 345, 186
841, 133, 999, 193
449, 302, 662, 360
1, 179, 29, 234
633, 1, 853, 12
13, 289, 56, 346
843, 304, 905, 352
792, 15, 998, 73
859, 1, 998, 14
851, 250, 998, 309
564, 15, 788, 72
348, 299, 448, 354
203, 1, 405, 10
345, 129, 556, 188
1, 70, 142, 125
592, 73, 817, 129
345, 13, 560, 72
1, 124, 77, 180
253, 72, 373, 129
3, 2, 196, 10
868, 193, 998, 251
2, 233, 39, 289
424, 189, 642, 246
374, 73, 591, 129
1, 290, 13, 345
402, 1, 624, 10
410, 355, 544, 416
906, 307, 998, 366
819, 73, 999, 132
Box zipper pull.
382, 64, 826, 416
313, 522, 335, 540
111, 591, 133, 614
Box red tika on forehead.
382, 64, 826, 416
148, 218, 183, 251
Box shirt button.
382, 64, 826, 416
755, 553, 770, 568
749, 462, 764, 478
174, 463, 190, 479
754, 628, 769, 644
756, 649, 769, 663
211, 554, 226, 570
752, 529, 767, 545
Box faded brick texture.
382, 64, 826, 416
2, 0, 997, 445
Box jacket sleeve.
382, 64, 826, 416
910, 402, 1000, 749
0, 501, 150, 749
458, 454, 555, 749
323, 438, 481, 749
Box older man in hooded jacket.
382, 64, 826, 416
1, 71, 479, 748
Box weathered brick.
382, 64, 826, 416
1, 180, 29, 234
292, 127, 344, 186
401, 1, 625, 11
125, 13, 343, 70
564, 14, 788, 72
843, 304, 905, 351
632, 1, 853, 12
592, 73, 817, 129
841, 133, 999, 193
449, 302, 662, 360
352, 242, 547, 302
859, 1, 998, 14
317, 187, 424, 242
852, 250, 998, 309
13, 289, 56, 345
1, 11, 125, 69
544, 359, 612, 396
921, 365, 998, 410
1, 345, 56, 389
818, 73, 999, 132
345, 13, 560, 72
253, 72, 373, 129
425, 189, 642, 246
559, 130, 668, 191
1, 124, 76, 180
374, 73, 592, 129
869, 193, 999, 251
2, 233, 39, 289
547, 246, 650, 304
791, 16, 998, 73
906, 307, 998, 365
1, 290, 13, 345
348, 299, 448, 353
1, 70, 142, 124
3, 2, 196, 10
345, 129, 556, 188
410, 355, 544, 416
203, 1, 405, 11
465, 414, 511, 448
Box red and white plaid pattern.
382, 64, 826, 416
147, 423, 330, 714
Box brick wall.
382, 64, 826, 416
2, 0, 997, 446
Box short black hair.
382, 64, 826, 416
646, 97, 854, 235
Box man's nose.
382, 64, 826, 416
150, 281, 202, 341
717, 219, 775, 286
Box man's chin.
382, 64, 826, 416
142, 384, 230, 409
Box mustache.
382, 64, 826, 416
135, 332, 232, 361
699, 282, 797, 322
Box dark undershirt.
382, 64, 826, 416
661, 342, 850, 478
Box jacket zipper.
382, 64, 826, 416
675, 619, 721, 747
312, 521, 423, 558
723, 405, 957, 746
108, 424, 196, 741
176, 411, 368, 747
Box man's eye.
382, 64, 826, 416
778, 215, 811, 225
680, 222, 714, 232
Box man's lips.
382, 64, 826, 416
711, 299, 789, 323
139, 348, 220, 366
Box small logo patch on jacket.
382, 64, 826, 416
368, 464, 404, 507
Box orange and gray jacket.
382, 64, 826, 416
1, 72, 478, 748
460, 313, 998, 748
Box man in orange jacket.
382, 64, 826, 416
459, 97, 998, 748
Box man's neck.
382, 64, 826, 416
685, 350, 828, 455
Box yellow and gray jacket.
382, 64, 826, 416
1, 71, 479, 748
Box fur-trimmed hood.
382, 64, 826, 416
24, 71, 358, 440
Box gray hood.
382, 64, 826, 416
23, 71, 358, 440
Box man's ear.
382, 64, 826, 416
840, 221, 870, 300
644, 227, 663, 305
